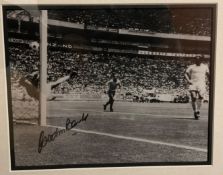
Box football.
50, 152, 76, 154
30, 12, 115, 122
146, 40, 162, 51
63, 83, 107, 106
29, 41, 39, 51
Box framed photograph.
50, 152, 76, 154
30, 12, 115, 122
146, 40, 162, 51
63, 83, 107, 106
0, 1, 222, 175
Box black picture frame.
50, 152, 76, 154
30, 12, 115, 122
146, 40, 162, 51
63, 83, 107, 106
2, 4, 216, 171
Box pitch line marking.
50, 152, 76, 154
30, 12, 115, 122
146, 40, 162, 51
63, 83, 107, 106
46, 124, 207, 153
56, 108, 208, 118
62, 108, 183, 117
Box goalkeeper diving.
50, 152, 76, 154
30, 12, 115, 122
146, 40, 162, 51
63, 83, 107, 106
18, 69, 78, 101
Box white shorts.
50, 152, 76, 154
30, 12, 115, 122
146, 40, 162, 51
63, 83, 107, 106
189, 82, 206, 98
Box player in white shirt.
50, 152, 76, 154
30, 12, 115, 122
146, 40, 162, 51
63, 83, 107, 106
185, 55, 209, 120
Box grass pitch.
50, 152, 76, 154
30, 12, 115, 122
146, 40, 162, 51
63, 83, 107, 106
13, 100, 209, 168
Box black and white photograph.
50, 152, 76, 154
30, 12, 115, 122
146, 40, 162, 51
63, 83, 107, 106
3, 5, 215, 170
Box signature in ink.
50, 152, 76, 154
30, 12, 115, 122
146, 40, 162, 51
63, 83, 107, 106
38, 113, 88, 153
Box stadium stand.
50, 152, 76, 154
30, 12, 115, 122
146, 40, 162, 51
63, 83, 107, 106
9, 45, 209, 98
7, 8, 210, 104
7, 8, 211, 36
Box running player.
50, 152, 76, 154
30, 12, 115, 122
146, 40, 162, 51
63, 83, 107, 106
103, 74, 121, 112
184, 55, 209, 120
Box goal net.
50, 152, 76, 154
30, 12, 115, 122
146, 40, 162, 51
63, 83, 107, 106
8, 10, 47, 125
10, 71, 40, 125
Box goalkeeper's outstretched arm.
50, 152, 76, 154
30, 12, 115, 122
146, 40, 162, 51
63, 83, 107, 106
50, 71, 78, 89
50, 75, 70, 89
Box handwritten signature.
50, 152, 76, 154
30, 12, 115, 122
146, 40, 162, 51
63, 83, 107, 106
38, 113, 88, 153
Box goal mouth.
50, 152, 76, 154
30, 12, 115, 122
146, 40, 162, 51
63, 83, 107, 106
11, 73, 40, 125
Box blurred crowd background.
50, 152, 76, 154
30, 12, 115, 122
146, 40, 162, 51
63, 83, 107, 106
9, 45, 209, 101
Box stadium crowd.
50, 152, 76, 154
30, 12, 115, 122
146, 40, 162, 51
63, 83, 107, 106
9, 44, 40, 77
9, 45, 209, 99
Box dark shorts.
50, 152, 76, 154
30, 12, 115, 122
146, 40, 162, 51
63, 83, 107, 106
108, 90, 115, 97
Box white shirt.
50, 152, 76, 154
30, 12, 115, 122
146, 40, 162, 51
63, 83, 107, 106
186, 63, 209, 84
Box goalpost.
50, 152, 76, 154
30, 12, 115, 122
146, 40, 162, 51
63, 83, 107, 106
39, 10, 48, 126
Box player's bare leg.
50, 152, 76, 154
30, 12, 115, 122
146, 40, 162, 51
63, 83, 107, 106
110, 97, 114, 112
196, 94, 203, 118
104, 93, 114, 112
104, 97, 109, 111
190, 91, 199, 120
197, 98, 202, 111
104, 98, 112, 111
190, 91, 197, 111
